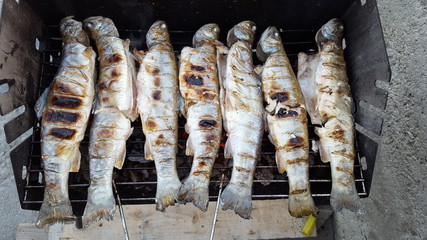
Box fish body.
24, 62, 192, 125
257, 27, 316, 217
219, 21, 264, 219
35, 16, 96, 228
298, 18, 363, 213
135, 21, 181, 211
83, 16, 137, 121
82, 16, 136, 226
178, 24, 222, 211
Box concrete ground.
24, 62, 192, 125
334, 0, 427, 239
0, 0, 426, 239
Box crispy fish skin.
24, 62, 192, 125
302, 18, 363, 213
81, 16, 136, 226
83, 16, 137, 121
178, 24, 222, 211
36, 16, 95, 228
257, 27, 316, 217
135, 21, 181, 211
219, 21, 264, 219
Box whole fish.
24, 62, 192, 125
297, 18, 364, 213
256, 26, 316, 217
219, 21, 264, 219
82, 16, 136, 226
178, 24, 222, 211
134, 21, 181, 211
34, 16, 96, 228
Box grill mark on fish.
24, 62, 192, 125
158, 158, 174, 163
185, 74, 204, 85
154, 77, 161, 87
191, 65, 205, 71
51, 96, 82, 109
199, 120, 217, 128
205, 134, 216, 141
276, 108, 298, 118
145, 120, 157, 131
152, 90, 161, 100
98, 128, 114, 138
152, 68, 160, 75
290, 189, 308, 195
111, 68, 120, 77
192, 170, 210, 178
235, 166, 252, 173
48, 128, 76, 140
105, 53, 123, 63
286, 136, 305, 148
53, 82, 73, 95
286, 158, 308, 165
322, 61, 346, 69
203, 91, 216, 100
270, 92, 289, 102
45, 111, 80, 123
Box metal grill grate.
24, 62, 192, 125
23, 25, 367, 215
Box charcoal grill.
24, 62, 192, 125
1, 0, 390, 216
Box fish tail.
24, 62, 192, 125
330, 183, 365, 214
220, 183, 252, 219
155, 176, 181, 211
82, 185, 116, 228
36, 200, 75, 228
178, 175, 209, 212
289, 191, 317, 217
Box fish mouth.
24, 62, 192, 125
315, 18, 344, 44
227, 20, 256, 47
83, 16, 118, 38
60, 16, 89, 46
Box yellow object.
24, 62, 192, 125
301, 215, 316, 236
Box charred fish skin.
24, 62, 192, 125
83, 16, 137, 121
135, 21, 181, 211
314, 19, 364, 214
257, 27, 316, 217
219, 21, 264, 219
178, 24, 222, 211
82, 107, 132, 227
36, 16, 96, 228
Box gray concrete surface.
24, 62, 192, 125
0, 0, 426, 240
334, 0, 427, 239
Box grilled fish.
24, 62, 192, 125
178, 24, 222, 211
219, 21, 264, 219
297, 19, 364, 213
83, 16, 138, 121
82, 16, 136, 226
35, 16, 96, 228
134, 21, 181, 211
257, 26, 316, 217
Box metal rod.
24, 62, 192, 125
209, 174, 225, 240
113, 180, 130, 240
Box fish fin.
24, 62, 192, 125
288, 191, 317, 217
34, 87, 50, 120
178, 94, 185, 117
82, 185, 116, 228
330, 184, 365, 214
223, 140, 232, 159
69, 147, 81, 172
144, 137, 153, 160
91, 97, 100, 114
315, 127, 331, 163
220, 183, 252, 219
114, 129, 132, 169
155, 175, 181, 211
275, 150, 287, 174
185, 134, 195, 156
133, 49, 146, 64
311, 140, 319, 152
36, 199, 75, 228
124, 39, 131, 49
178, 175, 209, 212
216, 44, 228, 132
124, 50, 139, 121
254, 64, 264, 77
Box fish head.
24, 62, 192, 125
315, 18, 344, 48
192, 23, 220, 48
227, 20, 256, 47
59, 16, 90, 46
256, 26, 283, 62
83, 16, 119, 40
146, 20, 170, 48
